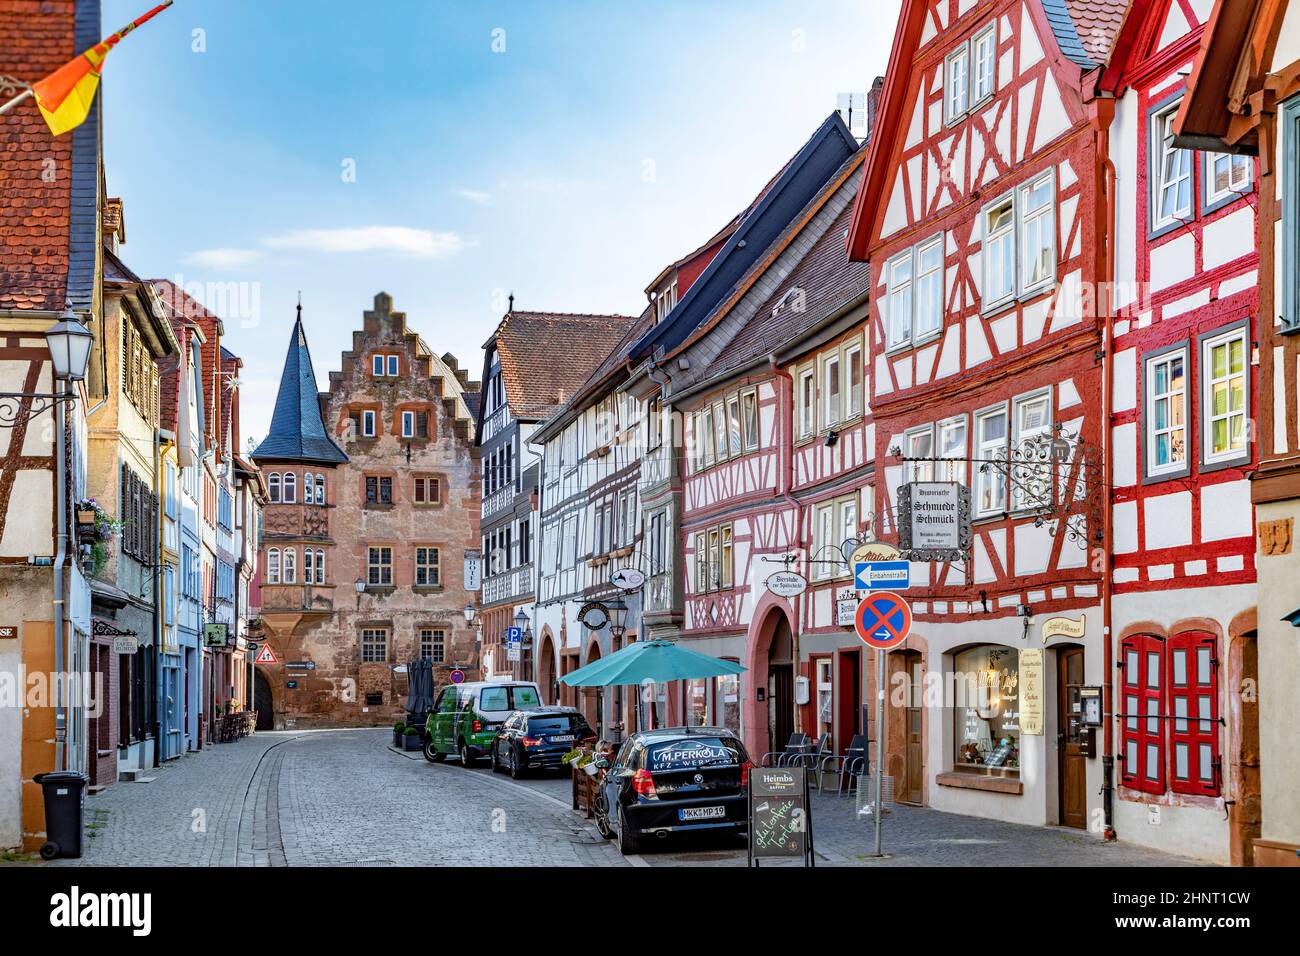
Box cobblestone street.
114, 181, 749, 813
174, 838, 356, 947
20, 729, 1207, 868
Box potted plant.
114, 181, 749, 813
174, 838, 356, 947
393, 722, 406, 747
74, 498, 122, 577
403, 725, 423, 751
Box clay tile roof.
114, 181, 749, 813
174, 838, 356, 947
0, 1, 78, 312
1043, 0, 1132, 69
493, 311, 640, 421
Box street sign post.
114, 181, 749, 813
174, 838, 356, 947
852, 590, 912, 859
506, 626, 522, 663
853, 560, 911, 591
254, 645, 277, 664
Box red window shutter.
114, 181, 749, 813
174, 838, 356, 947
1119, 634, 1166, 794
1167, 632, 1220, 796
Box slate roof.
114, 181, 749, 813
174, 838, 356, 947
0, 0, 98, 312
251, 309, 347, 465
711, 187, 869, 378
491, 311, 639, 421
1042, 0, 1131, 69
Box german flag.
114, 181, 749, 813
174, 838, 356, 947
31, 1, 173, 137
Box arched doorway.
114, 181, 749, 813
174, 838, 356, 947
766, 615, 794, 756
253, 669, 274, 731
537, 631, 556, 704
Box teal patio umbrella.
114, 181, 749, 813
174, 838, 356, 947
561, 639, 746, 687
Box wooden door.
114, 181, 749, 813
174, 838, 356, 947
904, 656, 924, 804
770, 666, 793, 754
1057, 646, 1087, 829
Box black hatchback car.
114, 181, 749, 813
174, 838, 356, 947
490, 707, 595, 778
595, 727, 752, 855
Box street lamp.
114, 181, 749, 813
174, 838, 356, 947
354, 577, 364, 609
45, 306, 94, 382
463, 601, 477, 625
605, 597, 630, 641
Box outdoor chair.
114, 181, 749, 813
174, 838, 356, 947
761, 732, 811, 767
816, 734, 870, 795
793, 733, 834, 787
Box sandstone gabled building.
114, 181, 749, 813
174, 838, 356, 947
252, 293, 480, 727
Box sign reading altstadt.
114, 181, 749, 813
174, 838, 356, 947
897, 482, 971, 562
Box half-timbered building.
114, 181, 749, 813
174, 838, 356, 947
847, 0, 1124, 833
1090, 0, 1261, 866
1172, 0, 1300, 867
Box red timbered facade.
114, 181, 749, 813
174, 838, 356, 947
848, 0, 1119, 831
1100, 0, 1259, 865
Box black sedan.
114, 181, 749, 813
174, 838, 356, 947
490, 706, 595, 778
595, 727, 752, 855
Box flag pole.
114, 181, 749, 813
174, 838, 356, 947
0, 78, 32, 117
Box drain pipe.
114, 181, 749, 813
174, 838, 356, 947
52, 377, 69, 771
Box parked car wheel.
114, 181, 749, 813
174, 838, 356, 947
509, 745, 524, 779
423, 739, 445, 763
459, 739, 477, 767
617, 807, 640, 855
594, 795, 613, 840
491, 743, 502, 773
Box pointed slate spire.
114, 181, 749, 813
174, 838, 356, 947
251, 303, 347, 464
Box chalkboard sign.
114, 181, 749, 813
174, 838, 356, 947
748, 766, 814, 867
984, 742, 1013, 768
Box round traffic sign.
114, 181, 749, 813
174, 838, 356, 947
854, 591, 912, 650
449, 668, 466, 684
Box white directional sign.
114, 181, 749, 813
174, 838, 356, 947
853, 560, 910, 591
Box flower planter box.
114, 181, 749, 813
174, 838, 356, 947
571, 764, 598, 819
403, 732, 422, 751
394, 731, 405, 748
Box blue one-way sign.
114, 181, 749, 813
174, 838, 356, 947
854, 560, 910, 591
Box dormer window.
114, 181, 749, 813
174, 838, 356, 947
656, 280, 678, 322
945, 21, 997, 125
945, 44, 970, 123
972, 23, 996, 104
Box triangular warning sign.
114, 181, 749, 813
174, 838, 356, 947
255, 645, 277, 664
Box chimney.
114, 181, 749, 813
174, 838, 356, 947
866, 76, 884, 142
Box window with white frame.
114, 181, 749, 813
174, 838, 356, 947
314, 473, 325, 505
303, 548, 314, 584
914, 236, 944, 340
823, 351, 842, 427
699, 405, 715, 467
974, 406, 1008, 516
415, 546, 440, 587
420, 627, 445, 664
1145, 347, 1188, 477
1205, 152, 1251, 206
741, 388, 759, 451
812, 502, 836, 581
885, 250, 914, 349
846, 344, 864, 419
361, 627, 388, 663
1201, 326, 1248, 464
712, 400, 728, 462
402, 410, 416, 438
361, 410, 376, 437
972, 22, 997, 104
267, 548, 280, 584
302, 473, 314, 506
1152, 103, 1192, 229
797, 366, 816, 439
938, 416, 968, 483
1018, 170, 1055, 293
372, 354, 385, 376
367, 546, 393, 586
268, 473, 281, 503
314, 548, 325, 584
945, 43, 970, 123
982, 194, 1016, 309
725, 394, 742, 457
905, 426, 935, 483
282, 547, 296, 584
1012, 391, 1052, 510
282, 472, 296, 504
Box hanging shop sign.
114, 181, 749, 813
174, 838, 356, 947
1041, 615, 1086, 643
203, 623, 229, 648
610, 567, 645, 591
1019, 648, 1045, 736
463, 549, 482, 591
112, 634, 139, 655
766, 571, 808, 598
578, 602, 609, 630
897, 481, 971, 562
836, 597, 858, 627
849, 541, 901, 566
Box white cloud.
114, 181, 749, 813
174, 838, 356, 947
182, 247, 262, 271
452, 188, 491, 204
263, 226, 467, 259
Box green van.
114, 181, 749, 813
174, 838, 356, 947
423, 681, 543, 766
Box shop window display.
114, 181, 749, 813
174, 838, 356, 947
954, 645, 1020, 773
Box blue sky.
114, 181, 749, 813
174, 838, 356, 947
101, 0, 899, 442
